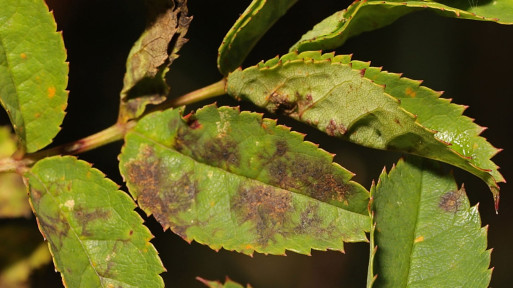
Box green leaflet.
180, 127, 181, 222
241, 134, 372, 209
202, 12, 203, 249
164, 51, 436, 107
290, 0, 513, 52
26, 156, 164, 288
197, 277, 250, 288
119, 105, 370, 255
119, 0, 191, 122
217, 0, 297, 75
226, 51, 501, 206
0, 0, 68, 152
371, 157, 491, 287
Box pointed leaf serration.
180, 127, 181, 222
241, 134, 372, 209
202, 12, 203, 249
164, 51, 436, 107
119, 105, 370, 255
0, 0, 68, 152
26, 156, 165, 288
226, 51, 502, 202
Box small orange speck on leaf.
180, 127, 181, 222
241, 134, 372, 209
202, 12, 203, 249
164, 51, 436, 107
245, 244, 253, 250
414, 235, 424, 243
48, 87, 56, 99
20, 53, 27, 59
34, 112, 41, 118
405, 87, 416, 98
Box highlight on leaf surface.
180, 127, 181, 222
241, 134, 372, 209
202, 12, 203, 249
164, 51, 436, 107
226, 51, 502, 206
119, 105, 370, 255
26, 156, 165, 288
0, 0, 68, 152
371, 157, 491, 287
119, 0, 192, 122
290, 0, 513, 52
197, 276, 251, 288
217, 0, 298, 75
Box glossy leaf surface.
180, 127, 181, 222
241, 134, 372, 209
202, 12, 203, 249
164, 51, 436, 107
226, 51, 502, 204
291, 0, 513, 52
119, 105, 370, 255
0, 0, 68, 152
119, 0, 191, 122
371, 157, 491, 287
217, 0, 297, 75
27, 156, 164, 288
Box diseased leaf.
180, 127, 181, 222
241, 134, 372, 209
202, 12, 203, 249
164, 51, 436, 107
371, 157, 491, 287
119, 105, 370, 255
290, 0, 513, 52
0, 0, 68, 152
119, 0, 191, 122
0, 127, 30, 218
226, 51, 502, 205
26, 156, 164, 288
0, 242, 51, 288
197, 277, 251, 288
217, 0, 297, 75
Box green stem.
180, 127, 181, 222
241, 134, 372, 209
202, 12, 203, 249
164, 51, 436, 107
160, 78, 226, 109
0, 121, 135, 174
0, 79, 226, 174
29, 121, 135, 160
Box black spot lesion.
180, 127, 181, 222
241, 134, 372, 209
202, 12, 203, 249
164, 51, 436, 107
267, 92, 314, 119
231, 184, 292, 246
74, 207, 112, 237
439, 188, 465, 213
174, 120, 241, 170
267, 153, 351, 205
126, 146, 199, 237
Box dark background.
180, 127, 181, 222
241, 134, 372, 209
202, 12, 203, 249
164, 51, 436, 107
1, 0, 513, 287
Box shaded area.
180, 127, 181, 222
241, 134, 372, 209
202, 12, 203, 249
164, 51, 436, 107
0, 0, 512, 287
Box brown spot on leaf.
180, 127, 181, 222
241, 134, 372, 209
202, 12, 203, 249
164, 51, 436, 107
126, 147, 199, 237
326, 119, 347, 136
74, 208, 112, 237
267, 152, 351, 205
231, 184, 292, 246
175, 125, 240, 169
439, 188, 464, 213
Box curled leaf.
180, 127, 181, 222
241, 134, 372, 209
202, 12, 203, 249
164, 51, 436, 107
119, 0, 192, 122
217, 0, 298, 75
291, 0, 513, 52
119, 105, 370, 255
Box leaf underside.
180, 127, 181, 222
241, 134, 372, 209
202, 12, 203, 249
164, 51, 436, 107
371, 157, 491, 287
291, 0, 513, 52
0, 0, 68, 152
226, 51, 502, 205
217, 0, 298, 76
119, 0, 191, 122
26, 156, 164, 288
119, 105, 370, 255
